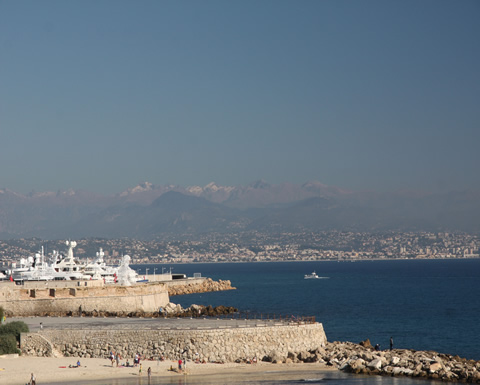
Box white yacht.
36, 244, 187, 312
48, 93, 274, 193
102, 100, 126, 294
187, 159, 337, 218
83, 248, 118, 283
304, 271, 320, 279
51, 241, 89, 280
10, 248, 55, 281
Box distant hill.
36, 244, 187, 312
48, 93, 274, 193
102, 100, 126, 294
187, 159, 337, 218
0, 182, 479, 240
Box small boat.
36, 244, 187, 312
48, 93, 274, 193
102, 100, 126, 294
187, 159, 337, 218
304, 271, 320, 279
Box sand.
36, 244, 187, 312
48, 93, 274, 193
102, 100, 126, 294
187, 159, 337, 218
0, 355, 335, 385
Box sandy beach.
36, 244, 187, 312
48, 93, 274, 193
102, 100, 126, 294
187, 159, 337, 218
0, 355, 335, 385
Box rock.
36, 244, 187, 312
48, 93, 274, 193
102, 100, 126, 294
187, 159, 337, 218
297, 351, 312, 362
368, 358, 382, 370
349, 358, 366, 371
390, 356, 400, 365
429, 362, 442, 373
359, 339, 372, 349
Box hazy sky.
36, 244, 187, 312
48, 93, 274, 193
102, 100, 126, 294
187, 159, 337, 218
1, 0, 479, 195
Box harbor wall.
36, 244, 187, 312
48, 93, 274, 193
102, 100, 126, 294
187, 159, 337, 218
0, 282, 169, 316
167, 278, 234, 296
21, 323, 327, 362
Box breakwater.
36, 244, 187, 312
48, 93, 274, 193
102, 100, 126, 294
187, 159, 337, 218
283, 341, 480, 383
167, 278, 235, 296
21, 321, 327, 364
328, 341, 480, 383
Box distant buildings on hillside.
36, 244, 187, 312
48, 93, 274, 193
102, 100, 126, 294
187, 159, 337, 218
0, 231, 478, 267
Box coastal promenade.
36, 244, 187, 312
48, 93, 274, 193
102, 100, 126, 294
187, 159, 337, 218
13, 315, 298, 331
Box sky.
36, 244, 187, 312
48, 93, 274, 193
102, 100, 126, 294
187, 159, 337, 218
0, 0, 479, 195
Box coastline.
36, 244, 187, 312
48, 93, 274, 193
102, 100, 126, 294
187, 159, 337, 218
133, 256, 480, 265
0, 356, 336, 385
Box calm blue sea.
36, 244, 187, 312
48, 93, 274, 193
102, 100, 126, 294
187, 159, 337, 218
67, 259, 480, 385
136, 259, 480, 361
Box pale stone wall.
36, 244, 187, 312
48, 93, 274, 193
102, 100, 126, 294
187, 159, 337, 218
21, 323, 327, 362
0, 283, 170, 316
21, 280, 105, 289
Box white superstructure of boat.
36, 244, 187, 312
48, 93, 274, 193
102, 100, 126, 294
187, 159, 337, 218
304, 271, 320, 279
83, 248, 118, 282
51, 241, 90, 280
5, 241, 139, 284
10, 247, 55, 281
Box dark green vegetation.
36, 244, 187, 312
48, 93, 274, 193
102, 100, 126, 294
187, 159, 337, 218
0, 307, 29, 355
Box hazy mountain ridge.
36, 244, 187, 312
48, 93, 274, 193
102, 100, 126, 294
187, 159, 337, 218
0, 181, 479, 239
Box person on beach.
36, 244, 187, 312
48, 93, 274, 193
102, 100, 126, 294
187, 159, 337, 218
139, 363, 142, 376
390, 336, 394, 350
147, 366, 151, 380
178, 359, 182, 371
30, 373, 36, 385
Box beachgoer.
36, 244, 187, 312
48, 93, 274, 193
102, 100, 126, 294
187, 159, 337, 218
139, 363, 142, 376
178, 359, 182, 371
126, 359, 130, 367
116, 354, 119, 367
30, 373, 36, 385
40, 322, 43, 330
147, 366, 151, 379
390, 336, 393, 350
375, 344, 380, 351
77, 360, 81, 367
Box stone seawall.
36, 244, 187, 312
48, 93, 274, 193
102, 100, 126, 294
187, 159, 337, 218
168, 278, 235, 296
21, 323, 327, 363
0, 283, 169, 316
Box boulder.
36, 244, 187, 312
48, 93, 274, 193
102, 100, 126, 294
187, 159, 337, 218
368, 358, 383, 370
390, 356, 400, 365
359, 339, 372, 349
429, 362, 442, 373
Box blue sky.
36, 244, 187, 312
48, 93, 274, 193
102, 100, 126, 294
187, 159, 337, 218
0, 0, 479, 194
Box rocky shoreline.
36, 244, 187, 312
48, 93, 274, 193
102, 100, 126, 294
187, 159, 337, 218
267, 340, 480, 383
168, 278, 235, 296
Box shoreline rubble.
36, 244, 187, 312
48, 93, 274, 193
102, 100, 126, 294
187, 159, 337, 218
272, 340, 480, 383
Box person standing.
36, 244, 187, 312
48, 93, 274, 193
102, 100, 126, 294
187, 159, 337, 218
139, 363, 142, 376
390, 336, 394, 350
30, 373, 36, 385
147, 366, 151, 381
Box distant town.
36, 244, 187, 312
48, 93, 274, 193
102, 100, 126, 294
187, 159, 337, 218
0, 231, 478, 268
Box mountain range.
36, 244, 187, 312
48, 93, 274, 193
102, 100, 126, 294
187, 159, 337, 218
0, 181, 479, 239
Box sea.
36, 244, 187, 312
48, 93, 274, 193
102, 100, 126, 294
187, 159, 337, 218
78, 259, 480, 384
